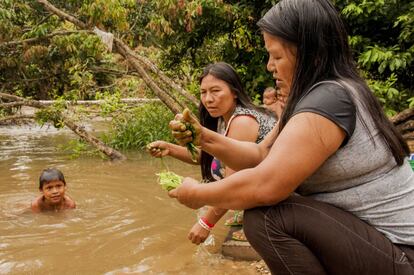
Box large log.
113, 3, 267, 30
392, 108, 414, 153
113, 39, 183, 114
391, 108, 414, 125
0, 97, 160, 108
0, 114, 35, 124
63, 118, 126, 161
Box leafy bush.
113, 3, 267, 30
103, 103, 175, 150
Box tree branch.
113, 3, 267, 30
0, 30, 93, 48
0, 114, 35, 124
0, 98, 160, 108
391, 108, 414, 125
36, 0, 88, 29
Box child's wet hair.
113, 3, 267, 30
39, 168, 66, 190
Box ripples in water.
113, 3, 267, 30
0, 124, 260, 274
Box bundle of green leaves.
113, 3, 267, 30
156, 171, 182, 191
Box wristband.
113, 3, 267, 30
200, 217, 215, 228
198, 218, 213, 231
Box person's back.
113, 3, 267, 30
31, 168, 76, 213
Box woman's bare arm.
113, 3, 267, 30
201, 121, 279, 171
170, 110, 279, 171
170, 112, 345, 210
147, 140, 200, 164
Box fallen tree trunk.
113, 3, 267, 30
0, 96, 160, 108
0, 93, 126, 161
130, 52, 199, 107
0, 114, 35, 124
391, 108, 414, 125
38, 98, 160, 106
113, 39, 183, 114
63, 118, 126, 161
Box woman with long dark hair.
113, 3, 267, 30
148, 62, 276, 244
168, 0, 414, 273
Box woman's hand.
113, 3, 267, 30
169, 108, 202, 147
168, 177, 205, 209
146, 141, 170, 158
188, 222, 210, 245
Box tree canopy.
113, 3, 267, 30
1, 0, 413, 116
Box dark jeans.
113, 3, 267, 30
244, 196, 414, 275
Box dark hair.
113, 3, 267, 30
257, 0, 409, 165
198, 62, 267, 181
39, 168, 66, 190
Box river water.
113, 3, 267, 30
0, 124, 260, 274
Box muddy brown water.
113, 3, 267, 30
0, 124, 260, 274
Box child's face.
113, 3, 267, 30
263, 91, 277, 105
40, 180, 66, 204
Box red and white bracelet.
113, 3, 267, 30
198, 217, 215, 231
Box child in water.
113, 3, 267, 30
31, 168, 76, 213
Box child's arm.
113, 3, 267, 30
64, 195, 76, 209
30, 196, 42, 213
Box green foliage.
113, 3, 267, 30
335, 0, 414, 114
103, 103, 175, 150
135, 0, 275, 98
34, 97, 67, 128
57, 139, 102, 159
95, 89, 128, 116
132, 0, 413, 114
157, 171, 183, 191
0, 1, 118, 101
78, 0, 135, 31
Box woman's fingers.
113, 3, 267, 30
171, 129, 193, 139
169, 120, 187, 131
171, 130, 193, 146
168, 188, 178, 198
168, 178, 204, 209
146, 141, 168, 157
169, 109, 202, 146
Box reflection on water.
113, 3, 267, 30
0, 125, 259, 274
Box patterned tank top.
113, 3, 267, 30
210, 105, 276, 180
